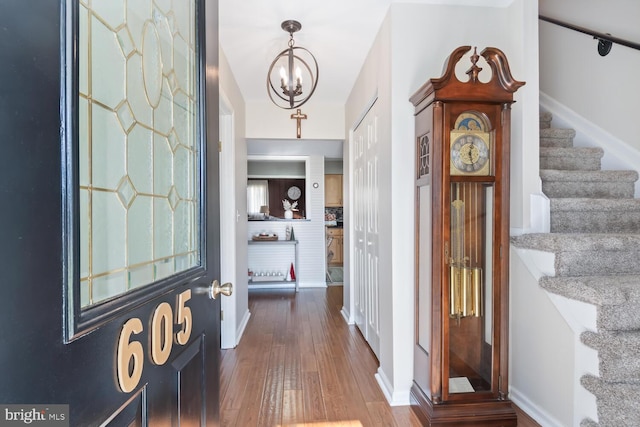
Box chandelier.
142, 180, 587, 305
267, 20, 319, 110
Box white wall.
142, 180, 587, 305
219, 47, 249, 347
510, 252, 577, 426
539, 0, 640, 152
344, 0, 538, 407
246, 100, 346, 140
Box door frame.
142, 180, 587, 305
219, 89, 238, 349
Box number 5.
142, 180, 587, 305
176, 290, 192, 345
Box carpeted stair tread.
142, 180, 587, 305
512, 233, 640, 252
541, 169, 637, 199
540, 276, 640, 331
511, 233, 640, 276
580, 419, 598, 427
550, 198, 640, 233
582, 330, 640, 382
551, 198, 640, 212
581, 375, 640, 426
540, 146, 603, 171
538, 275, 640, 306
541, 169, 639, 183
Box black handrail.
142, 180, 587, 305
539, 15, 640, 55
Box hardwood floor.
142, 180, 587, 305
219, 286, 540, 427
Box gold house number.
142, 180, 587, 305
116, 290, 193, 393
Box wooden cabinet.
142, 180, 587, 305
325, 174, 343, 207
326, 227, 343, 266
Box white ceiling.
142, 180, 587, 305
219, 0, 514, 107
219, 0, 395, 106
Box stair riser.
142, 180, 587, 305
551, 212, 640, 233
597, 403, 640, 427
597, 357, 640, 382
555, 251, 640, 276
541, 156, 601, 171
599, 304, 640, 331
540, 137, 573, 148
542, 181, 635, 199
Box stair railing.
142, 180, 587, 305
539, 15, 640, 56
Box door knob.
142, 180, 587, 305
211, 280, 233, 299
197, 280, 233, 299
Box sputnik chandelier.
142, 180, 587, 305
267, 20, 319, 110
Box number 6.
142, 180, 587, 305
117, 318, 144, 393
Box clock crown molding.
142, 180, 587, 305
410, 45, 525, 107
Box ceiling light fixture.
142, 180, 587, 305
267, 20, 319, 110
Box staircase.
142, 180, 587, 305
511, 111, 640, 427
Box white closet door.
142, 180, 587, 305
353, 125, 366, 333
352, 100, 380, 357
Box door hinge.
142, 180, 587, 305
218, 141, 222, 152
220, 310, 224, 321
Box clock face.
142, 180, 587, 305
287, 185, 301, 200
450, 133, 490, 176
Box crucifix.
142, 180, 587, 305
290, 109, 307, 139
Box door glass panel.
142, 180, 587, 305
448, 182, 493, 394
79, 0, 199, 307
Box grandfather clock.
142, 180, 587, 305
410, 46, 524, 426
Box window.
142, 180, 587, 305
247, 180, 269, 215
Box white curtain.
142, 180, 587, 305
247, 180, 269, 214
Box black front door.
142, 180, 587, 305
0, 1, 222, 425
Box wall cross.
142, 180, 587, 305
290, 109, 307, 139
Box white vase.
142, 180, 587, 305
284, 210, 293, 219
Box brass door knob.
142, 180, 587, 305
210, 280, 233, 299
197, 280, 233, 299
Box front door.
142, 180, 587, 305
0, 1, 223, 425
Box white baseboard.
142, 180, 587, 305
375, 368, 411, 406
235, 309, 251, 346
298, 281, 328, 288
540, 91, 640, 197
340, 306, 354, 325
510, 386, 564, 427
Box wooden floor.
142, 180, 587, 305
219, 286, 539, 427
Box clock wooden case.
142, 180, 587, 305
409, 46, 524, 426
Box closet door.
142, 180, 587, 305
352, 100, 380, 357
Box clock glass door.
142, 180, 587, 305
447, 180, 494, 397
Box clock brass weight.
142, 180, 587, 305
410, 46, 524, 426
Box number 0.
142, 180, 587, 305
151, 302, 173, 365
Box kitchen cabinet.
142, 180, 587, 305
325, 174, 343, 207
326, 227, 343, 266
